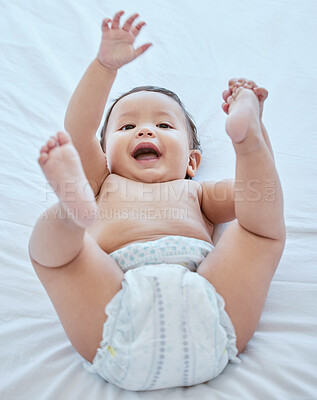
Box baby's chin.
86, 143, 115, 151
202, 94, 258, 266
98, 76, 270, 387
127, 170, 182, 184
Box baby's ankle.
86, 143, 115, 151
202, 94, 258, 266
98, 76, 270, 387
233, 134, 267, 156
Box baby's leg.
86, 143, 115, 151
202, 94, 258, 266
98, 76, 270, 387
198, 82, 285, 353
225, 85, 284, 239
29, 132, 124, 362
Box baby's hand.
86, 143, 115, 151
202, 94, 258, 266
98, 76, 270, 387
97, 11, 152, 71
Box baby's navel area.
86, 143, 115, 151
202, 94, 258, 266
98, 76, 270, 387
86, 174, 214, 254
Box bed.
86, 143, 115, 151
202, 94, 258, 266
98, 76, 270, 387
1, 0, 316, 398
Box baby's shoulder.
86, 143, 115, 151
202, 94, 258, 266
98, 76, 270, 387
95, 173, 125, 200
183, 179, 204, 203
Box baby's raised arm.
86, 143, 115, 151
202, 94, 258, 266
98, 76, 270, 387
64, 11, 152, 195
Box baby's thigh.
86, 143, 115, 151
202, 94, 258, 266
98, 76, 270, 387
197, 220, 284, 354
30, 232, 124, 362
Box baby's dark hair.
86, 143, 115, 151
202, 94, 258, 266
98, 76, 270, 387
99, 86, 201, 179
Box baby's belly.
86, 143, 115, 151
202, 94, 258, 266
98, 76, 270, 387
87, 205, 213, 254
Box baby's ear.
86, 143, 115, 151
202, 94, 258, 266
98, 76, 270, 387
186, 150, 202, 178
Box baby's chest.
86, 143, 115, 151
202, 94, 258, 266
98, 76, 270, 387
97, 178, 201, 211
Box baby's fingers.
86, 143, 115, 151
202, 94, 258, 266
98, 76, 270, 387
111, 10, 125, 29
131, 21, 146, 38
122, 13, 139, 32
133, 42, 153, 60
101, 18, 111, 33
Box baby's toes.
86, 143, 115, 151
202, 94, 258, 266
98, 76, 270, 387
46, 136, 59, 150
233, 77, 248, 89
228, 78, 239, 91
253, 87, 268, 102
226, 94, 237, 106
56, 131, 72, 146
40, 144, 49, 154
222, 89, 232, 102
222, 102, 230, 114
38, 152, 49, 166
241, 79, 256, 89
231, 86, 244, 99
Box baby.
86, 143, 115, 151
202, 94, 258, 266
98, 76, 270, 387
29, 11, 286, 391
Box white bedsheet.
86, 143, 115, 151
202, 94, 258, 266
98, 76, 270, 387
0, 0, 316, 399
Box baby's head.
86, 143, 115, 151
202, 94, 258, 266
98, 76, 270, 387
100, 86, 202, 183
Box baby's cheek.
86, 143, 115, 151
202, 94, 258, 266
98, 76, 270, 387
107, 145, 127, 174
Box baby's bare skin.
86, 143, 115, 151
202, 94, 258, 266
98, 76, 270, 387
38, 136, 213, 255
37, 81, 267, 256
88, 175, 213, 254
30, 79, 285, 363
37, 81, 263, 255
37, 131, 212, 254
29, 11, 285, 366
38, 131, 97, 228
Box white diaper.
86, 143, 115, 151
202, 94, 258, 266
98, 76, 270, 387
84, 236, 240, 391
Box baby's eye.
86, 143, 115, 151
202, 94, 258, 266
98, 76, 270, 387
157, 123, 172, 129
120, 124, 135, 131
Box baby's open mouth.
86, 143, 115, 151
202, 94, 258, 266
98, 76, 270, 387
132, 143, 161, 161
133, 147, 160, 160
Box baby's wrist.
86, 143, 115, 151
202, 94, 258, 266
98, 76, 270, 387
95, 57, 118, 74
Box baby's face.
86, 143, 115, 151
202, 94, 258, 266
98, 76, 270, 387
104, 91, 201, 183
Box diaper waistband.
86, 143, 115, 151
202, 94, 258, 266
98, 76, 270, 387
109, 235, 214, 272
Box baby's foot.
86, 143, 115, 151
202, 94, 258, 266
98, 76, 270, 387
39, 131, 97, 228
222, 78, 268, 146
222, 78, 268, 119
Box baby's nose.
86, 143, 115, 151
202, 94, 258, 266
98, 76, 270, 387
137, 129, 155, 137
